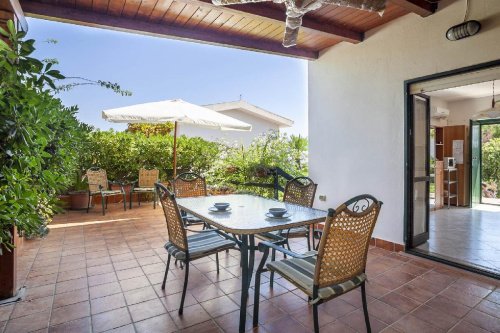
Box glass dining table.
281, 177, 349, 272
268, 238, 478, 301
177, 194, 327, 333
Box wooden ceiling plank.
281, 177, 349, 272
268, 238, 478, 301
92, 0, 110, 13
148, 0, 173, 21
177, 0, 362, 43
173, 3, 198, 25
389, 0, 436, 17
184, 6, 210, 26
162, 1, 186, 24
135, 0, 159, 19
253, 21, 279, 38
218, 13, 243, 32
107, 0, 125, 15
75, 0, 92, 10
121, 0, 142, 17
248, 20, 273, 35
209, 10, 231, 28
195, 8, 221, 28
20, 0, 318, 58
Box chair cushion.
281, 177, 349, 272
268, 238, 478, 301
132, 187, 155, 192
267, 251, 366, 303
272, 226, 308, 237
164, 231, 235, 261
90, 190, 123, 195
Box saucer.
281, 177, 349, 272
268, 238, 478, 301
265, 212, 291, 219
209, 207, 232, 212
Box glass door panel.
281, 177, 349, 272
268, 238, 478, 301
470, 121, 481, 206
411, 95, 430, 247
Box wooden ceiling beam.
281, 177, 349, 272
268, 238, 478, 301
20, 0, 319, 59
389, 0, 436, 17
193, 0, 363, 43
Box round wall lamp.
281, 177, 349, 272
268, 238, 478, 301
446, 20, 481, 41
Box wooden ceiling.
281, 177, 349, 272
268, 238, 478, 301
19, 0, 437, 59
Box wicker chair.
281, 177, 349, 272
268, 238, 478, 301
129, 168, 159, 209
84, 167, 126, 216
155, 183, 236, 314
253, 194, 383, 333
281, 176, 317, 250
171, 172, 207, 226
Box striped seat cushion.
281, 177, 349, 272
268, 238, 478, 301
164, 231, 235, 260
267, 251, 366, 303
132, 187, 155, 192
272, 226, 308, 237
90, 190, 123, 195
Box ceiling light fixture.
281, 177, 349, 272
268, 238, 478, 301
446, 0, 481, 41
472, 81, 500, 120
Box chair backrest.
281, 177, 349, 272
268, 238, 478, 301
314, 194, 382, 288
172, 172, 207, 198
156, 183, 188, 252
283, 176, 317, 208
138, 168, 159, 188
85, 168, 108, 193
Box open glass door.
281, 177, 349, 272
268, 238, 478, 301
410, 95, 430, 247
470, 121, 481, 206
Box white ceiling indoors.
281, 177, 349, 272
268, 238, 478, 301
427, 79, 499, 102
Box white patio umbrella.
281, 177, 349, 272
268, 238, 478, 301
102, 99, 252, 178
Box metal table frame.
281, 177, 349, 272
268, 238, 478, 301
177, 194, 326, 332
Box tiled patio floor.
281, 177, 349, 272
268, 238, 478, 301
2, 203, 500, 333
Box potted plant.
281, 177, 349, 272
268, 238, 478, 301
68, 171, 89, 210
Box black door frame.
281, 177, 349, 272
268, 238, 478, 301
404, 59, 500, 279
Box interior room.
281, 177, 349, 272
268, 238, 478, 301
416, 79, 500, 275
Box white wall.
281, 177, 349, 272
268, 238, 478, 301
430, 96, 449, 127
308, 0, 500, 245
178, 110, 280, 146
448, 96, 493, 126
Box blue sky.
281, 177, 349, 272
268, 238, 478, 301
27, 18, 308, 135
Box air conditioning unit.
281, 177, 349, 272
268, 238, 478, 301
431, 106, 450, 119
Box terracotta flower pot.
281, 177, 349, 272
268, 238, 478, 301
69, 191, 89, 210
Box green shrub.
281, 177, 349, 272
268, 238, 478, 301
482, 138, 500, 198
0, 22, 86, 250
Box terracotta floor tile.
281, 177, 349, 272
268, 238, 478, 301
181, 319, 222, 333
392, 315, 444, 333
394, 283, 434, 303
50, 301, 91, 326
116, 267, 145, 281
86, 263, 114, 276
48, 317, 91, 333
366, 300, 406, 325
338, 308, 387, 333
134, 314, 177, 333
89, 281, 122, 299
320, 320, 358, 333
269, 291, 309, 314
11, 295, 53, 319
91, 307, 132, 333
412, 305, 461, 330
55, 277, 88, 294
160, 290, 198, 312
88, 272, 118, 287
464, 309, 500, 333
90, 293, 127, 315
426, 295, 471, 318
448, 281, 492, 298
57, 268, 87, 282
128, 298, 166, 322
214, 309, 254, 332
0, 304, 14, 322
487, 290, 500, 304
120, 276, 151, 292
123, 285, 158, 305
476, 299, 500, 319
103, 323, 135, 333
24, 284, 55, 301
448, 320, 490, 333
440, 286, 483, 308
112, 259, 139, 271
200, 295, 240, 318
141, 263, 165, 275
52, 289, 89, 308
169, 303, 212, 329
4, 309, 51, 333
263, 315, 309, 333
26, 273, 58, 288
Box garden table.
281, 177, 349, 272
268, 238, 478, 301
177, 194, 327, 333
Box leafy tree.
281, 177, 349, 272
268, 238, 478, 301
482, 138, 500, 198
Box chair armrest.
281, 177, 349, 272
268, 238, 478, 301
258, 241, 306, 258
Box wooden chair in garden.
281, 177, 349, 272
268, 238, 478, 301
129, 168, 159, 209
171, 172, 207, 226
84, 167, 126, 216
253, 194, 382, 333
155, 183, 236, 314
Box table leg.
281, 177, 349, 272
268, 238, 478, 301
239, 235, 256, 333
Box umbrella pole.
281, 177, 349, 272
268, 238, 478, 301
173, 121, 178, 179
